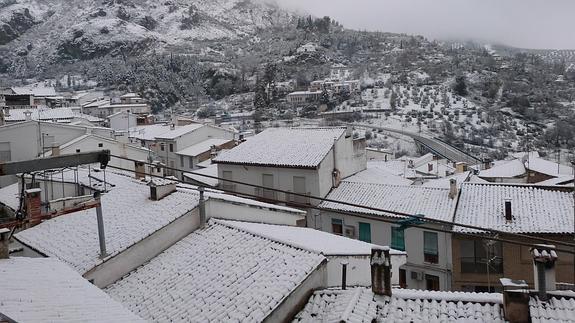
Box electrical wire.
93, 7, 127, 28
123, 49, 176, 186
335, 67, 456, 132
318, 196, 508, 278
109, 154, 575, 249
103, 162, 575, 255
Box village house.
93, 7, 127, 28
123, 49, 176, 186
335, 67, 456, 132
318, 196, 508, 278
451, 183, 574, 292
152, 123, 236, 178
174, 137, 235, 171
82, 93, 151, 119
286, 90, 322, 105
318, 180, 458, 291
2, 107, 103, 125
213, 127, 367, 209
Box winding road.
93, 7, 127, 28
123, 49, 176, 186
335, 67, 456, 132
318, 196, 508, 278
351, 123, 482, 165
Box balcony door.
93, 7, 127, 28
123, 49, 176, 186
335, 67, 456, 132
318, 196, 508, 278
262, 174, 275, 200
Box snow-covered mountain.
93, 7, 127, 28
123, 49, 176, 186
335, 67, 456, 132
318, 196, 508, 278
0, 0, 294, 68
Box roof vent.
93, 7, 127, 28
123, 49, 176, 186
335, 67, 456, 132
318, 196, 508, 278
504, 199, 512, 222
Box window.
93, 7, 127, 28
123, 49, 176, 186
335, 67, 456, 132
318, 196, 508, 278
98, 143, 103, 148
0, 142, 11, 162
460, 239, 503, 274
391, 227, 405, 251
160, 143, 165, 151
262, 174, 275, 199
292, 176, 308, 204
180, 155, 184, 167
358, 222, 371, 243
424, 232, 439, 264
169, 143, 174, 152
332, 218, 343, 235
189, 156, 194, 169
425, 274, 440, 291
222, 171, 234, 191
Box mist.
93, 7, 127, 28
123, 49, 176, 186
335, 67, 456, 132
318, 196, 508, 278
273, 0, 575, 50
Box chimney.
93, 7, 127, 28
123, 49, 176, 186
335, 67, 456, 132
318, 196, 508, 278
483, 158, 492, 170
455, 162, 468, 173
531, 244, 558, 301
199, 186, 206, 227
0, 228, 10, 259
134, 161, 146, 180
500, 278, 530, 323
449, 178, 457, 199
24, 188, 42, 219
371, 247, 392, 296
504, 199, 512, 222
341, 261, 348, 290
148, 178, 177, 201
170, 123, 175, 130
51, 143, 60, 157
93, 192, 107, 259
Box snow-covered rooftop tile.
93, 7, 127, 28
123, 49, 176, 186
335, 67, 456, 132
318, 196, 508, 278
214, 127, 346, 168
4, 108, 102, 123
479, 159, 526, 178
154, 123, 204, 140
15, 170, 200, 274
343, 166, 413, 186
0, 257, 143, 323
421, 171, 471, 189
530, 295, 575, 323
320, 182, 457, 221
219, 220, 404, 256
175, 138, 231, 157
294, 287, 504, 323
453, 183, 574, 234
105, 219, 325, 322
526, 157, 573, 178
0, 182, 20, 211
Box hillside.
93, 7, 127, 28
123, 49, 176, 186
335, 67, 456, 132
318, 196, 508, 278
0, 0, 294, 71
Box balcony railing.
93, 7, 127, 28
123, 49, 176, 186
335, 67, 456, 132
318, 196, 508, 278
286, 191, 312, 206
221, 183, 236, 192
254, 187, 277, 201
460, 257, 503, 274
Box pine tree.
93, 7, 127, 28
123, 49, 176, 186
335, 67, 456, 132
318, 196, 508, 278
453, 75, 468, 96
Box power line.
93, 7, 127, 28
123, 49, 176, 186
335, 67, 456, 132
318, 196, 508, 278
109, 154, 575, 249
102, 163, 575, 255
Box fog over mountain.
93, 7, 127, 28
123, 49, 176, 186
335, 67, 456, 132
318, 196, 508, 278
273, 0, 575, 50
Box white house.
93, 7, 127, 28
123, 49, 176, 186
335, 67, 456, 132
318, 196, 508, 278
107, 111, 138, 131
213, 127, 367, 209
153, 123, 236, 178
0, 121, 115, 187
318, 181, 458, 291
287, 91, 322, 105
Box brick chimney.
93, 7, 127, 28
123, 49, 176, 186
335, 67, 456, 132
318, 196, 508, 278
448, 178, 458, 199
0, 228, 10, 259
25, 188, 42, 219
500, 278, 530, 323
371, 247, 392, 296
531, 244, 558, 301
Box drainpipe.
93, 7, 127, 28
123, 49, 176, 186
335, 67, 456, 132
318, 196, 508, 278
93, 192, 107, 259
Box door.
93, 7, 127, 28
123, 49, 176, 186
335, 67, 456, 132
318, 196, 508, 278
358, 222, 371, 243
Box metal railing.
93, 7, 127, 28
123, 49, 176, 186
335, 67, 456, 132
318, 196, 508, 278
286, 191, 311, 205
254, 187, 277, 201
460, 257, 503, 274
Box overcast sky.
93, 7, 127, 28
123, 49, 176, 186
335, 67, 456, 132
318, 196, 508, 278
272, 0, 575, 49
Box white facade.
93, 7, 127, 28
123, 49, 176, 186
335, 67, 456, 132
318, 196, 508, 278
0, 121, 115, 187
108, 111, 137, 131
318, 210, 453, 291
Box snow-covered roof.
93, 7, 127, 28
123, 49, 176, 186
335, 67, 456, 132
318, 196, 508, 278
15, 169, 200, 273
4, 108, 102, 123
105, 219, 325, 322
537, 175, 574, 186
205, 191, 306, 214
422, 171, 471, 189
526, 157, 573, 177
530, 295, 575, 323
12, 86, 57, 96
294, 287, 504, 322
183, 164, 219, 187
175, 138, 231, 157
479, 159, 526, 178
453, 183, 574, 234
320, 182, 456, 221
343, 166, 413, 186
0, 257, 143, 323
129, 124, 172, 141
0, 182, 20, 211
154, 123, 205, 140
214, 127, 345, 168
219, 220, 405, 256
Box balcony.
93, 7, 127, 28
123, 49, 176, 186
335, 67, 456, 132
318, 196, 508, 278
286, 191, 311, 206
254, 187, 277, 201
460, 257, 503, 274
220, 183, 236, 192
